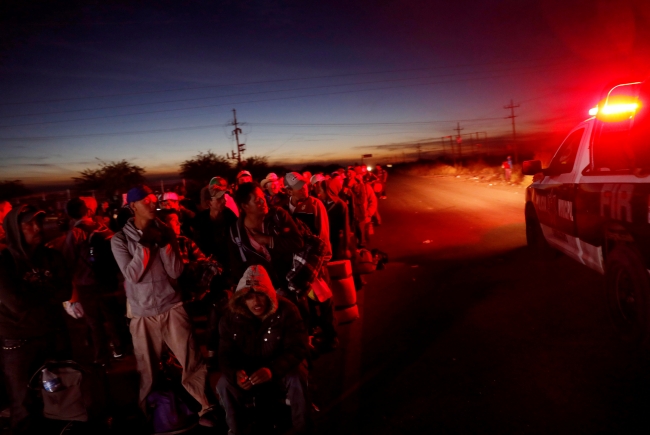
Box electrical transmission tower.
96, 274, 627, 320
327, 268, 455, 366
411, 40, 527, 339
229, 109, 246, 166
504, 99, 520, 164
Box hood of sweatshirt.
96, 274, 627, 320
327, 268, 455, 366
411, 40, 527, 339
230, 265, 278, 321
2, 204, 38, 264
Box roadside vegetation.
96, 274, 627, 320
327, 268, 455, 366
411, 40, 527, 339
397, 159, 534, 186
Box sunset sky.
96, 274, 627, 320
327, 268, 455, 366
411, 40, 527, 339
2, 0, 650, 185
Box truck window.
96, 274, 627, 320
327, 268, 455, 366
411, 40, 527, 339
591, 83, 649, 173
547, 128, 584, 174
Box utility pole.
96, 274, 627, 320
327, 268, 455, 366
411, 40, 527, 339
448, 135, 456, 166
230, 109, 246, 166
454, 122, 464, 160
504, 99, 520, 164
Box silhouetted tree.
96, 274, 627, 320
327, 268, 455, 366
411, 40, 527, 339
180, 151, 232, 185
73, 160, 146, 198
241, 155, 271, 181
0, 180, 30, 201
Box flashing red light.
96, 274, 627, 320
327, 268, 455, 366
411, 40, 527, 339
592, 97, 641, 122
590, 81, 643, 122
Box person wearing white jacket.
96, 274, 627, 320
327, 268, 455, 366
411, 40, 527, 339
111, 185, 216, 427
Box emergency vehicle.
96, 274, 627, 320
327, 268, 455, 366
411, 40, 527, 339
523, 80, 650, 343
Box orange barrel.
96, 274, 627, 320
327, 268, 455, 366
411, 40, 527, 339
335, 304, 359, 325
330, 275, 356, 307
330, 274, 358, 325
327, 260, 352, 280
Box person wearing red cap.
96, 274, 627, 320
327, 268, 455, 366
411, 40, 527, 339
0, 205, 72, 433
236, 170, 253, 185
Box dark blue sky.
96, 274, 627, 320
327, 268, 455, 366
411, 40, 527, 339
1, 0, 649, 184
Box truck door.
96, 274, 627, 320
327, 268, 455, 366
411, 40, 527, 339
535, 125, 588, 261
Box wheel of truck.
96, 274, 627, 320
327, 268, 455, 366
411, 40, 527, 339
525, 209, 556, 259
605, 245, 650, 344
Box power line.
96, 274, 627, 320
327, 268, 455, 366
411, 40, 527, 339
0, 64, 572, 130
0, 55, 575, 107
0, 61, 578, 120
0, 117, 505, 141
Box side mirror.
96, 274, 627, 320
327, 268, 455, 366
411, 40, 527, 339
522, 160, 542, 176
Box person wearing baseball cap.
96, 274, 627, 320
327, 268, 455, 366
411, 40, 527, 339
111, 185, 217, 426
161, 190, 196, 235
217, 265, 311, 434
281, 173, 337, 353
282, 172, 331, 259
236, 170, 253, 184
161, 191, 179, 209
194, 176, 241, 365
0, 204, 72, 432
261, 172, 287, 207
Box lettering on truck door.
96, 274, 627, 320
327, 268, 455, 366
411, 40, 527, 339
535, 126, 586, 263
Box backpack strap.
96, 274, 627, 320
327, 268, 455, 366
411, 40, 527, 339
230, 224, 247, 262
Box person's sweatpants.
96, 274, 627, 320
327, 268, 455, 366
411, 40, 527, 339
129, 303, 211, 415
216, 363, 311, 434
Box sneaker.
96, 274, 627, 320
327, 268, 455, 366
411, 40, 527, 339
110, 344, 124, 359
199, 411, 219, 428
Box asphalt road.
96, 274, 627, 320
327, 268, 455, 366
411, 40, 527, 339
312, 173, 650, 435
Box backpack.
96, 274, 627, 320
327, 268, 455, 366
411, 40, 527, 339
28, 360, 106, 422
147, 347, 198, 434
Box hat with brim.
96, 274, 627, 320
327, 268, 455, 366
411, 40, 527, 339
127, 185, 154, 204
19, 206, 45, 224
285, 172, 307, 190
208, 177, 228, 198
236, 170, 252, 179
310, 174, 326, 185
162, 192, 179, 201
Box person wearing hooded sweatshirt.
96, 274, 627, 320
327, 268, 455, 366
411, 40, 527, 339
217, 265, 310, 434
0, 205, 72, 433
110, 186, 216, 427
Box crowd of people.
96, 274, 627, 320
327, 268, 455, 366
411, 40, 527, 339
0, 164, 389, 434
